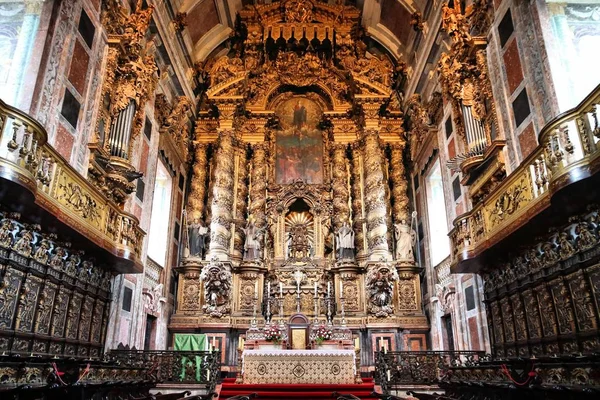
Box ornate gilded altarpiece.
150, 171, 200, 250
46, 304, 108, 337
171, 0, 427, 365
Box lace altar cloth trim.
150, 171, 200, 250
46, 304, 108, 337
242, 349, 356, 384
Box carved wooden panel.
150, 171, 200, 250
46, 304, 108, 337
51, 287, 71, 337
35, 281, 57, 335
0, 268, 24, 329
536, 285, 557, 338
78, 296, 94, 342
91, 300, 104, 343
509, 294, 527, 342
549, 278, 575, 335
15, 274, 43, 332
65, 292, 84, 339
567, 270, 597, 332
522, 289, 541, 339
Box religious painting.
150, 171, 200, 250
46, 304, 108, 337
275, 96, 323, 184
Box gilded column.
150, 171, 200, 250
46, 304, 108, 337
383, 156, 394, 252
249, 143, 268, 231
207, 131, 236, 260
205, 152, 216, 226
186, 143, 209, 220
232, 146, 249, 260
389, 143, 409, 222
331, 144, 351, 229
363, 129, 390, 259
350, 143, 367, 259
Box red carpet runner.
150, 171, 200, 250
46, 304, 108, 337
218, 377, 380, 400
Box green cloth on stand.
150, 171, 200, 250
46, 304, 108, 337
174, 333, 208, 381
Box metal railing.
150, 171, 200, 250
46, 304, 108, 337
0, 99, 144, 273
374, 350, 488, 394
449, 84, 600, 271
105, 350, 221, 393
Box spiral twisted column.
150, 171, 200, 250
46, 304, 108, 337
232, 146, 249, 260
331, 144, 351, 229
207, 131, 236, 260
350, 143, 366, 259
389, 143, 409, 222
363, 129, 390, 260
205, 153, 216, 226
383, 156, 394, 254
249, 143, 268, 230
186, 143, 209, 221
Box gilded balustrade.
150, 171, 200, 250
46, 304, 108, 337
449, 85, 600, 271
0, 99, 144, 272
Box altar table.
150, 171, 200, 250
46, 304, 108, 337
242, 349, 356, 384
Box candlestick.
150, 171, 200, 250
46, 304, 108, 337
266, 296, 271, 324
267, 281, 271, 297
386, 369, 391, 382
279, 282, 283, 297
296, 281, 301, 313
327, 282, 331, 297
313, 290, 319, 324
278, 296, 285, 329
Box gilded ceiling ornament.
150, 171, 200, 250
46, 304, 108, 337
284, 0, 314, 23
275, 52, 322, 87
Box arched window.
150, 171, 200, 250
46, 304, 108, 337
147, 160, 173, 266
425, 159, 450, 266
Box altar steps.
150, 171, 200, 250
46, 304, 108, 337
218, 377, 380, 400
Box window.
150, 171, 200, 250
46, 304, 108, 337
0, 5, 42, 106
61, 88, 81, 129
452, 176, 461, 201
136, 178, 145, 201
144, 117, 152, 140
465, 285, 476, 311
147, 160, 173, 266
543, 1, 600, 110
425, 159, 450, 266
498, 9, 514, 48
78, 9, 95, 48
512, 87, 531, 128
444, 117, 453, 139
122, 286, 133, 312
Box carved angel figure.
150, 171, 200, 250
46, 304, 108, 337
200, 261, 232, 317
13, 229, 34, 257
49, 247, 67, 269
33, 239, 52, 264
366, 264, 399, 318
0, 218, 15, 247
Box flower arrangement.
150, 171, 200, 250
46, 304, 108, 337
314, 325, 333, 345
264, 325, 282, 343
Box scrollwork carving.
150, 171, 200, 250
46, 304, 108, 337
366, 263, 398, 318
200, 260, 232, 318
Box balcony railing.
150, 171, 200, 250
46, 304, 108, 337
374, 350, 488, 394
449, 84, 600, 272
105, 350, 221, 393
440, 354, 600, 397
0, 99, 144, 272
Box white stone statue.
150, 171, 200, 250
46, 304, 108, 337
394, 220, 416, 261
336, 222, 355, 260
243, 220, 264, 260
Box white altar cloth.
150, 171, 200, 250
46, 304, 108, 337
242, 349, 356, 384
